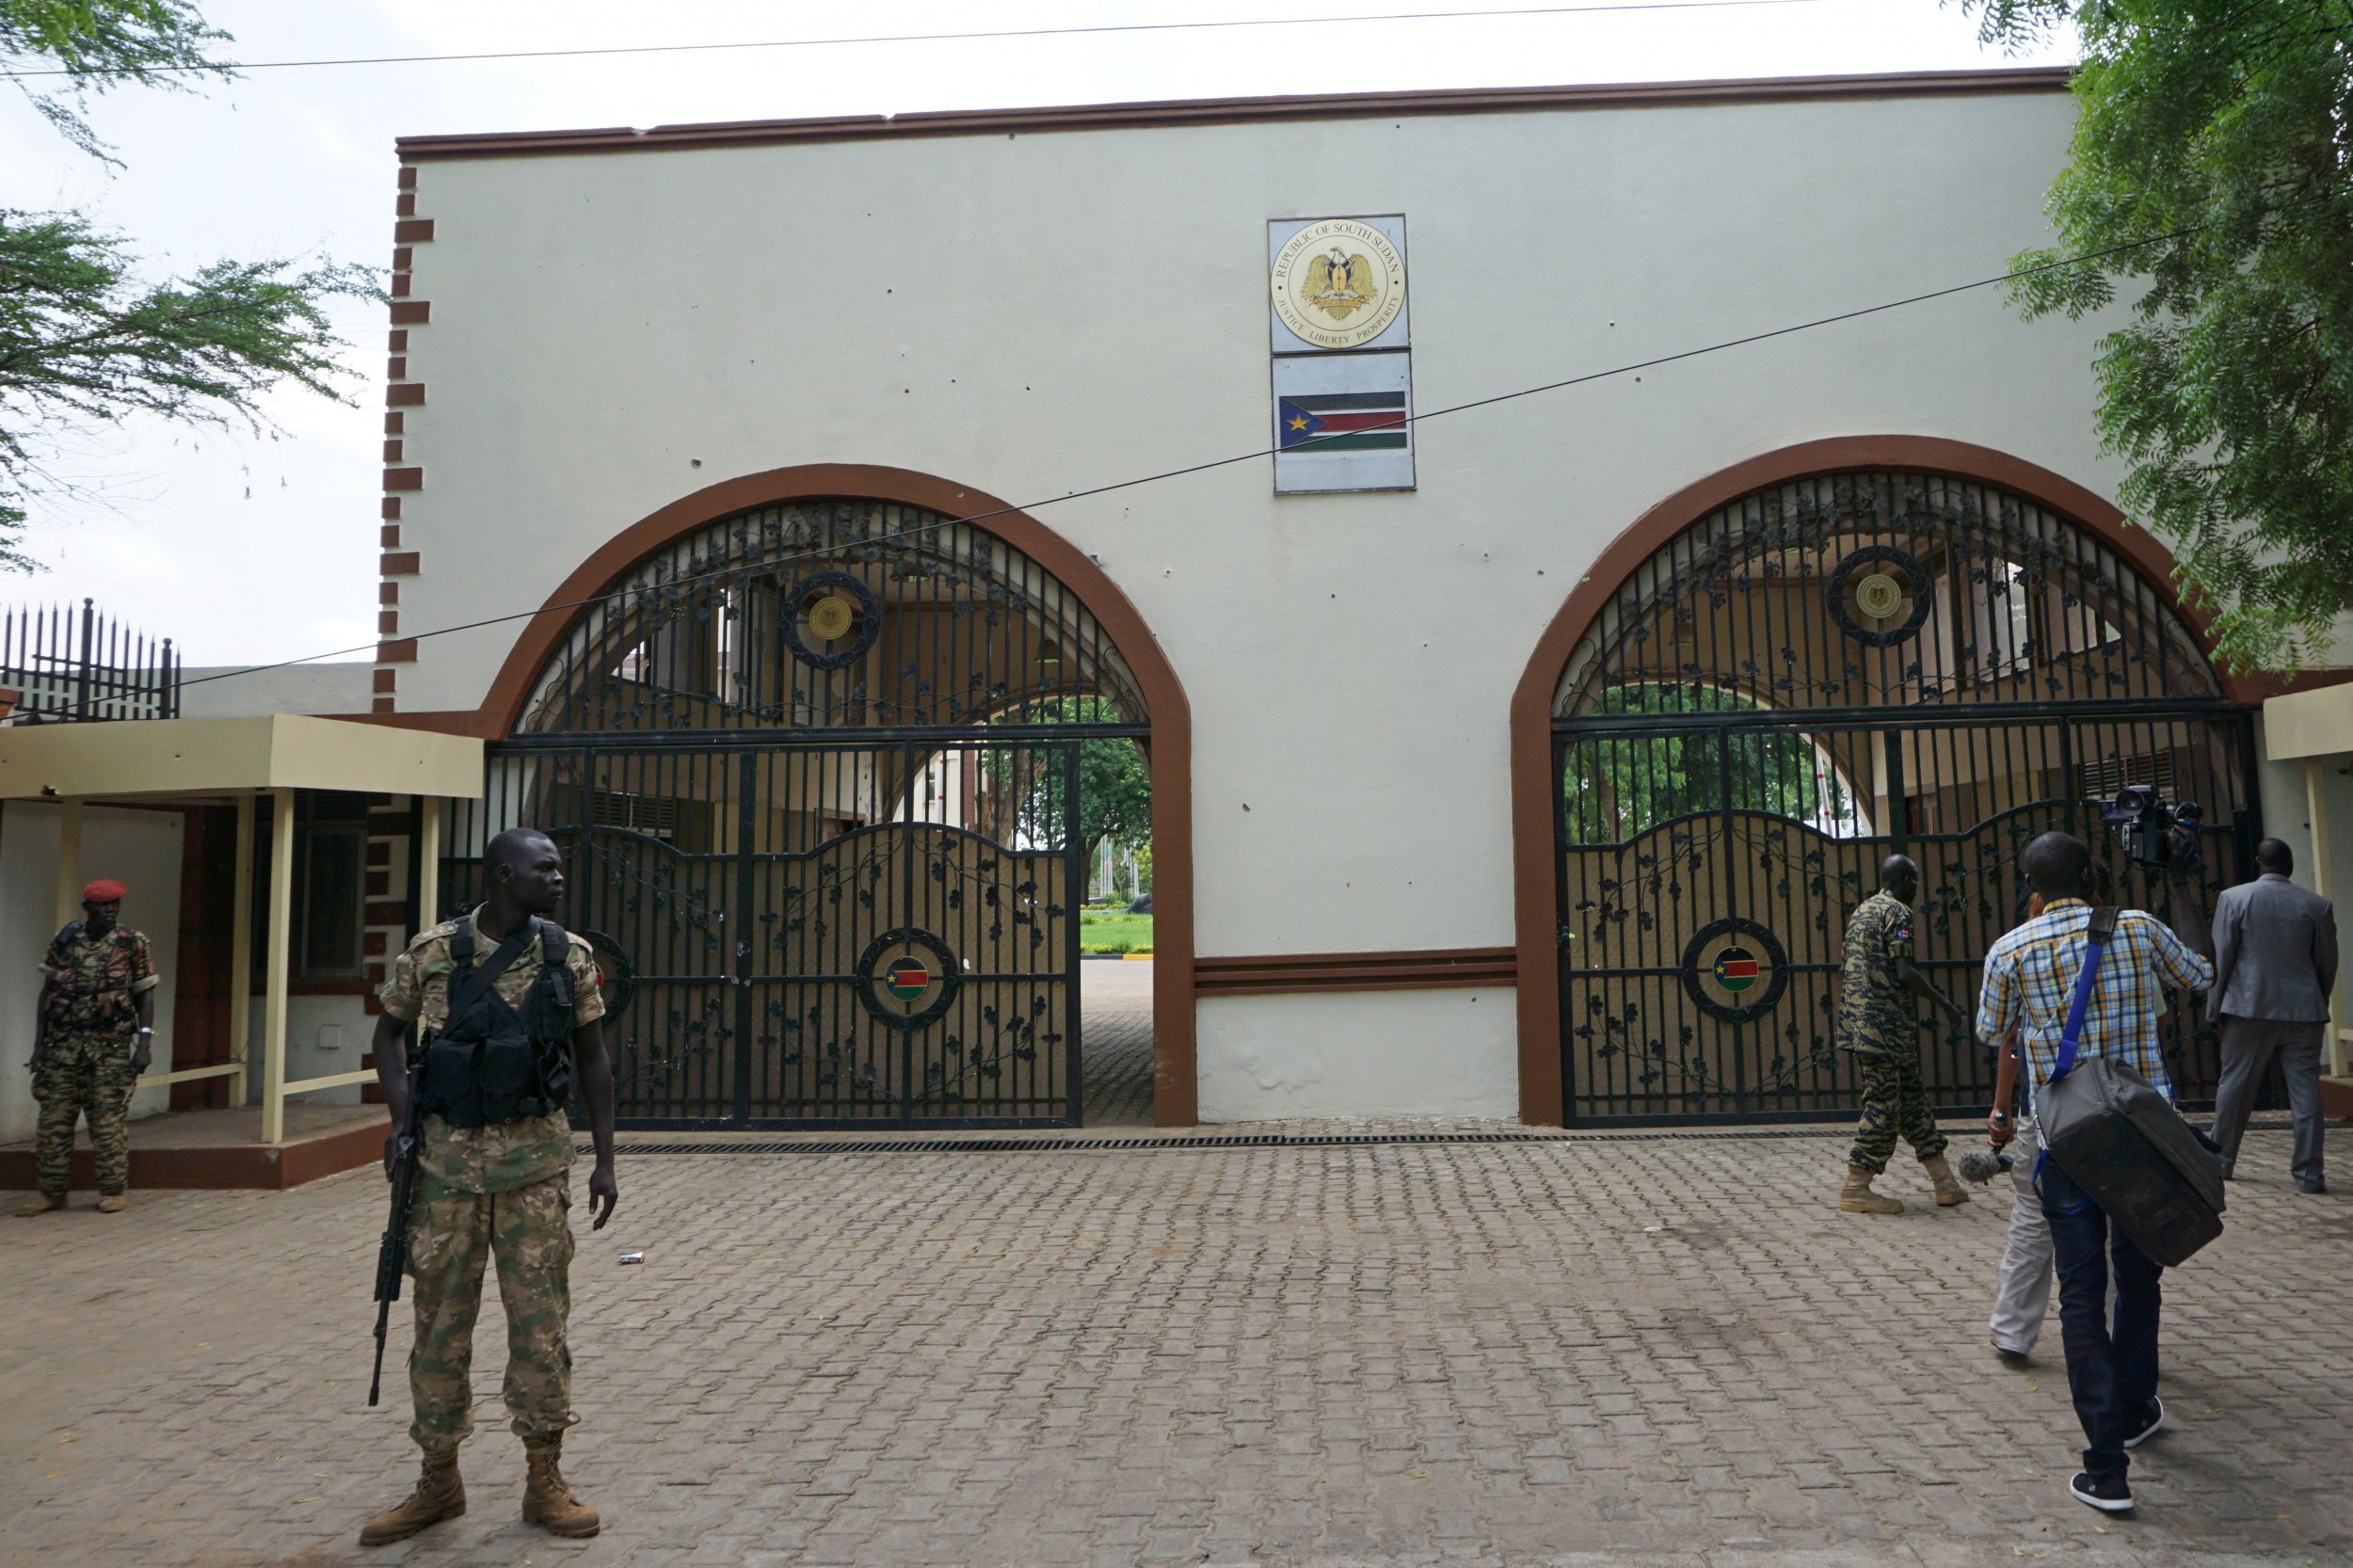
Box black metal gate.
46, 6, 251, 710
1552, 471, 2259, 1125
436, 496, 1147, 1128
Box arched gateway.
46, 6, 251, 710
438, 481, 1184, 1128
1515, 440, 2257, 1126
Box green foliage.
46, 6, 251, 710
2, 0, 230, 161
988, 697, 1152, 865
0, 2, 378, 567
1960, 0, 2353, 672
1561, 685, 1857, 844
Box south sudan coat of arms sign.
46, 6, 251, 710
1271, 218, 1407, 351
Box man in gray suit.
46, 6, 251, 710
2208, 838, 2339, 1192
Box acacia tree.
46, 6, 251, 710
1960, 0, 2353, 673
1, 1, 376, 566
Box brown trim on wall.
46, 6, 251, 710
1196, 947, 1515, 998
397, 68, 2071, 161
448, 463, 1199, 1125
1509, 435, 2265, 1128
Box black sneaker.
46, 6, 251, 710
2123, 1396, 2165, 1449
2070, 1471, 2134, 1512
2299, 1178, 2327, 1194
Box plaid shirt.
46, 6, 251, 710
1975, 899, 2213, 1103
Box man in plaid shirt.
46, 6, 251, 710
1975, 830, 2213, 1515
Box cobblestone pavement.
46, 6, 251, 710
1081, 959, 1154, 1126
3, 1123, 2346, 1568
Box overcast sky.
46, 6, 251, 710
1, 0, 2074, 669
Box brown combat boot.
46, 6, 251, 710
1924, 1155, 1970, 1208
95, 1192, 127, 1213
14, 1193, 66, 1217
1840, 1162, 1904, 1214
358, 1448, 465, 1546
521, 1435, 600, 1538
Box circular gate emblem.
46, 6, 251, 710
1827, 545, 1932, 648
882, 956, 931, 1001
582, 929, 635, 1021
781, 570, 882, 670
1852, 571, 1905, 620
1711, 946, 1760, 994
1680, 919, 1790, 1023
805, 593, 857, 642
1271, 219, 1407, 350
856, 928, 960, 1030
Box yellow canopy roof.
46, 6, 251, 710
0, 713, 482, 801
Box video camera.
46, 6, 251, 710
2103, 785, 2204, 877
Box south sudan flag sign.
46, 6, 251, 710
1711, 947, 1760, 994
883, 957, 931, 1001
1278, 392, 1409, 452
1272, 349, 1416, 494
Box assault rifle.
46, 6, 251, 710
368, 1056, 424, 1407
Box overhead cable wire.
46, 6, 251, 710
2, 1, 1836, 78
177, 224, 2188, 692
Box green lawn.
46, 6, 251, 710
1080, 909, 1153, 953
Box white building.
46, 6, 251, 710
18, 67, 2349, 1160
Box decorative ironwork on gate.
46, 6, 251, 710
518, 498, 1141, 735
440, 498, 1146, 1128
1551, 472, 2255, 1125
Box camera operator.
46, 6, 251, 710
1974, 828, 2213, 1514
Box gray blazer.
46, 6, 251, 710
2209, 872, 2339, 1023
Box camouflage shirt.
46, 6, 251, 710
1836, 890, 1920, 1058
379, 906, 606, 1193
40, 923, 158, 1038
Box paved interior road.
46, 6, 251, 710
1, 1122, 2341, 1568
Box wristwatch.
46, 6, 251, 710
135, 1027, 153, 1037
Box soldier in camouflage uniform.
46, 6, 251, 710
17, 879, 159, 1217
1837, 856, 1971, 1215
359, 828, 618, 1547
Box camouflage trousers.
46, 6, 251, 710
1848, 1051, 1947, 1174
405, 1174, 577, 1452
30, 1033, 138, 1197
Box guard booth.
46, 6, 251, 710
0, 713, 482, 1188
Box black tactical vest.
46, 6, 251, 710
414, 918, 579, 1128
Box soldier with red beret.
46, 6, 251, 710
16, 878, 159, 1216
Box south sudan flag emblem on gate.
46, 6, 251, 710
883, 957, 931, 1001
857, 929, 961, 1029
1711, 947, 1760, 993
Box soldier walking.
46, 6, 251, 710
359, 828, 618, 1546
1837, 855, 1972, 1213
16, 878, 159, 1216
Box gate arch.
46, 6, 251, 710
1512, 439, 2256, 1126
449, 465, 1193, 1128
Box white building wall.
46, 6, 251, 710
0, 802, 184, 1145
2252, 724, 2353, 1033
390, 82, 2132, 1121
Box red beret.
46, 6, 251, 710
83, 879, 128, 904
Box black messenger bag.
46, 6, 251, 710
2038, 906, 2226, 1268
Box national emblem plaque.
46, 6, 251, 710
1271, 217, 1408, 351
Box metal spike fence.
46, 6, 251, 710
0, 600, 181, 724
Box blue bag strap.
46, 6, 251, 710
2051, 905, 2120, 1083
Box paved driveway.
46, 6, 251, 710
2, 1123, 2343, 1567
